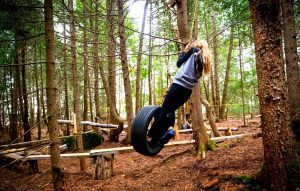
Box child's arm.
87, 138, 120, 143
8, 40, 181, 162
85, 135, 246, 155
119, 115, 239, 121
176, 47, 199, 67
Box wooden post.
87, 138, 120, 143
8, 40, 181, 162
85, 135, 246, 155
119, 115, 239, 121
174, 124, 180, 140
225, 126, 232, 136
93, 154, 114, 180
72, 113, 77, 134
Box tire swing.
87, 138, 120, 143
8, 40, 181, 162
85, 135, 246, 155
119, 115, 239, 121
131, 105, 164, 156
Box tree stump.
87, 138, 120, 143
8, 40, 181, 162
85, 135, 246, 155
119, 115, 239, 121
25, 161, 39, 174
93, 154, 114, 180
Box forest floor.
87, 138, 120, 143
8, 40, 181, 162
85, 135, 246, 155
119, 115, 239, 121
0, 116, 267, 191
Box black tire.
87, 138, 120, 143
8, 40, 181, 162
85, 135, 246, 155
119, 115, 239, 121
131, 105, 164, 156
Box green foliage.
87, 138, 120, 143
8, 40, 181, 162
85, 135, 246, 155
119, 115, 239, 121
235, 175, 262, 191
82, 132, 102, 150
63, 136, 77, 151
63, 132, 102, 151
206, 139, 217, 151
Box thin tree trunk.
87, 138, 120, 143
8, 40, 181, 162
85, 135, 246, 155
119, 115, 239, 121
148, 0, 153, 105
282, 0, 300, 117
44, 0, 64, 189
88, 77, 94, 121
10, 46, 19, 141
249, 1, 300, 189
238, 28, 246, 126
21, 41, 31, 142
69, 0, 87, 171
40, 49, 47, 128
211, 4, 220, 121
91, 0, 101, 121
34, 44, 42, 140
63, 18, 70, 136
106, 0, 123, 142
135, 0, 149, 113
82, 0, 89, 131
200, 97, 221, 137
220, 26, 234, 120
117, 0, 134, 144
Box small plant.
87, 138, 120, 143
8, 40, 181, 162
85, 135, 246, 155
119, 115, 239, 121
63, 132, 103, 151
206, 139, 217, 151
235, 175, 262, 191
63, 136, 76, 150
83, 132, 102, 149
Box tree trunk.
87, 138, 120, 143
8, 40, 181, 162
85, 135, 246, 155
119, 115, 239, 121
91, 0, 101, 121
135, 0, 149, 113
69, 0, 87, 171
10, 45, 19, 141
44, 0, 64, 189
33, 44, 42, 140
200, 97, 221, 137
148, 0, 153, 105
211, 5, 220, 121
249, 1, 300, 190
63, 17, 70, 136
281, 0, 300, 117
238, 28, 246, 126
175, 0, 209, 159
106, 0, 123, 142
20, 41, 31, 142
220, 26, 234, 120
88, 78, 94, 121
82, 0, 89, 131
117, 0, 134, 144
190, 85, 209, 159
176, 0, 190, 48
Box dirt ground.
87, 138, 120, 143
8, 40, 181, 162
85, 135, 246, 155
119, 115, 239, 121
0, 116, 265, 191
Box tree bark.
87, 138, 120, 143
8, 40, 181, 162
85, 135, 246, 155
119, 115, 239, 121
117, 0, 134, 144
44, 0, 64, 189
190, 85, 209, 159
176, 0, 190, 49
93, 154, 114, 180
249, 1, 300, 190
69, 0, 87, 171
281, 0, 300, 117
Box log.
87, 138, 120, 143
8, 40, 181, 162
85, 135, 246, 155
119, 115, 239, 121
57, 119, 119, 128
0, 139, 50, 150
23, 152, 90, 161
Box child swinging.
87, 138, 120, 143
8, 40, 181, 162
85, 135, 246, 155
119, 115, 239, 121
148, 40, 212, 145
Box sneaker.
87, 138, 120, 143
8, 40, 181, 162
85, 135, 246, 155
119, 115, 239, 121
160, 128, 175, 144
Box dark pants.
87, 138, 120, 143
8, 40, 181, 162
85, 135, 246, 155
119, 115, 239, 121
149, 83, 192, 139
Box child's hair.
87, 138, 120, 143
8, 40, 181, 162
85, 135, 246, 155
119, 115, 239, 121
188, 40, 211, 76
